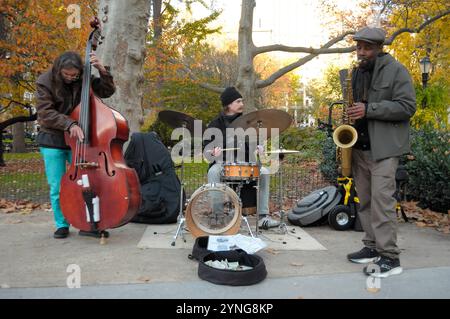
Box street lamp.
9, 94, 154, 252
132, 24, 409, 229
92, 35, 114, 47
419, 56, 432, 107
419, 56, 432, 89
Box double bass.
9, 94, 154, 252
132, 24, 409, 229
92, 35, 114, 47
60, 18, 141, 233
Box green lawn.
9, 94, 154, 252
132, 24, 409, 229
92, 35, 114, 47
0, 171, 46, 185
4, 152, 41, 161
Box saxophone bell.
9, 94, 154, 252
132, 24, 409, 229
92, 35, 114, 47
333, 124, 358, 149
333, 66, 358, 177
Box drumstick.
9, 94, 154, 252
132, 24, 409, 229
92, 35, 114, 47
206, 148, 239, 153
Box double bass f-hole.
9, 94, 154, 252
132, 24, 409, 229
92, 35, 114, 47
99, 151, 115, 177
69, 166, 79, 181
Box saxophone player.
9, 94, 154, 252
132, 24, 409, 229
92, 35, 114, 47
346, 27, 416, 278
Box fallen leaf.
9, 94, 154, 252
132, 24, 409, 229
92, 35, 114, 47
290, 262, 303, 267
265, 248, 279, 255
137, 276, 151, 283
367, 287, 380, 293
416, 222, 427, 227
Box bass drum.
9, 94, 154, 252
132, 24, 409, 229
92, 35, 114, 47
185, 183, 242, 238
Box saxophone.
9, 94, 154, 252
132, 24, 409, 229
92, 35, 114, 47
333, 67, 358, 177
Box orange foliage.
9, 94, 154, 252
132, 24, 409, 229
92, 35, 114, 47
0, 0, 95, 105
254, 54, 302, 108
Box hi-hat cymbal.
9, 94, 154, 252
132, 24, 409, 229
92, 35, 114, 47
228, 109, 292, 139
265, 149, 301, 154
158, 110, 204, 133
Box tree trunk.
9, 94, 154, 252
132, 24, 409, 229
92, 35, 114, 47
96, 0, 150, 134
152, 0, 162, 40
0, 133, 5, 166
12, 122, 25, 153
0, 12, 7, 59
237, 0, 257, 112
152, 0, 164, 109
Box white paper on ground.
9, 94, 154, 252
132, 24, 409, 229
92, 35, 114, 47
207, 234, 267, 254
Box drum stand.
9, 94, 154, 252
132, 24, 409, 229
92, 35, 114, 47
232, 180, 255, 238
276, 158, 288, 234
256, 157, 296, 244
171, 123, 187, 246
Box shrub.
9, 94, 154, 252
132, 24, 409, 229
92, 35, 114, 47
406, 127, 450, 213
319, 134, 337, 182
277, 127, 327, 163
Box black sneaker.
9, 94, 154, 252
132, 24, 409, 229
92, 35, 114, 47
364, 255, 403, 278
78, 230, 110, 238
347, 247, 380, 264
54, 227, 69, 239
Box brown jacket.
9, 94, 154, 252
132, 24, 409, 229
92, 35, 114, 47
36, 67, 115, 148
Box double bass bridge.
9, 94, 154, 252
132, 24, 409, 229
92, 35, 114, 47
76, 162, 100, 169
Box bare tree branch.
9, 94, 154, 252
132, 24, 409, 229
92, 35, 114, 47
256, 55, 317, 89
17, 80, 35, 92
0, 113, 36, 130
384, 8, 450, 45
256, 9, 449, 88
256, 31, 355, 88
254, 44, 356, 56
171, 58, 224, 93
0, 100, 33, 115
253, 31, 355, 56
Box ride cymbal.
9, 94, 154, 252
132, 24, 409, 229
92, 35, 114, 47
158, 110, 204, 133
228, 109, 292, 139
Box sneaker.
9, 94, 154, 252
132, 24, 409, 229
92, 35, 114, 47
364, 255, 403, 278
258, 216, 280, 229
347, 247, 380, 264
54, 227, 69, 239
78, 230, 110, 238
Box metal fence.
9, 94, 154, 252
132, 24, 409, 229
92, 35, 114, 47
0, 156, 49, 202
0, 154, 332, 207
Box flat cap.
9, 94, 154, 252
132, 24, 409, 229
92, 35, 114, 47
353, 27, 386, 44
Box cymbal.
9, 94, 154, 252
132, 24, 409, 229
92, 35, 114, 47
158, 110, 204, 133
265, 149, 300, 154
228, 109, 292, 139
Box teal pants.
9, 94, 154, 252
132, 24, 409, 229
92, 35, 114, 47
40, 147, 71, 229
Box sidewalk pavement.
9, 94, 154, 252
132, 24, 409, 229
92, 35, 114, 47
1, 209, 449, 298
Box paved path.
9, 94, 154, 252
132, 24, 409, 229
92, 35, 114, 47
1, 209, 449, 299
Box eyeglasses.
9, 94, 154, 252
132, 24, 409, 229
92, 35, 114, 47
61, 70, 80, 80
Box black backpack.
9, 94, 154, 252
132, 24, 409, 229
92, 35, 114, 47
124, 132, 183, 224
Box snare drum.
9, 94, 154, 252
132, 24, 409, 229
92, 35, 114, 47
185, 183, 241, 238
222, 162, 260, 181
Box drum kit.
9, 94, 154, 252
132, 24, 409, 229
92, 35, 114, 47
158, 108, 300, 245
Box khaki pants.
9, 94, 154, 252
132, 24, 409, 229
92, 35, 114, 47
352, 149, 400, 259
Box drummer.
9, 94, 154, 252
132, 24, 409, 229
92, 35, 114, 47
204, 87, 280, 229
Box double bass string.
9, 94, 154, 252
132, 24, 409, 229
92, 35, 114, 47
79, 40, 92, 165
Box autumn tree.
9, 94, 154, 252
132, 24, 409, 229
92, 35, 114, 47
183, 0, 449, 112
0, 1, 93, 157
312, 0, 449, 129
383, 0, 450, 128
